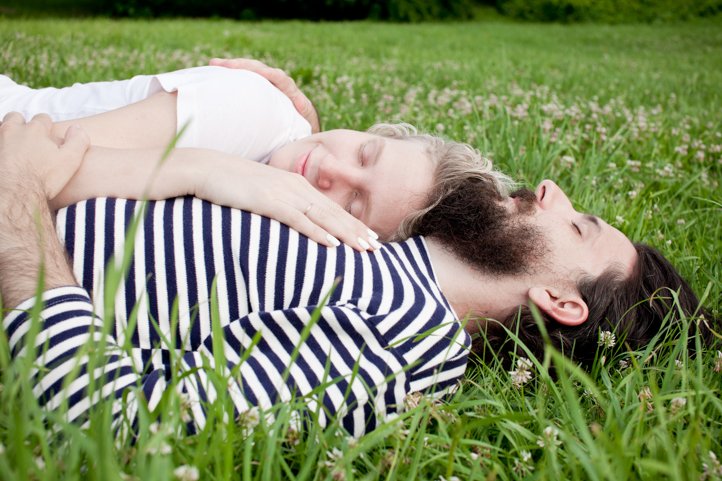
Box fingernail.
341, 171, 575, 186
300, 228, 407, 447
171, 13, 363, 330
369, 238, 383, 250
326, 234, 340, 247
357, 237, 371, 250
367, 229, 379, 240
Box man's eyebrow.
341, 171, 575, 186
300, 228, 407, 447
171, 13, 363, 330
585, 215, 601, 231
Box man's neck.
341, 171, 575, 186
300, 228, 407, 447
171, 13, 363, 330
424, 237, 530, 328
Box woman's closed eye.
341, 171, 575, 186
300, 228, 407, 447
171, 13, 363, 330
358, 141, 368, 166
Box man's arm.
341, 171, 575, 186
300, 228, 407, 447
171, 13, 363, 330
210, 58, 322, 133
0, 113, 88, 308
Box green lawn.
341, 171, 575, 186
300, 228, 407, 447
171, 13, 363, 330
0, 16, 720, 481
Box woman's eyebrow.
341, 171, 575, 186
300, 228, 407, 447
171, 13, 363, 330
370, 138, 385, 166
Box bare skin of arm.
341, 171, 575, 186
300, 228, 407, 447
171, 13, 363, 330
51, 91, 178, 150
45, 81, 374, 250
51, 145, 365, 249
0, 114, 88, 308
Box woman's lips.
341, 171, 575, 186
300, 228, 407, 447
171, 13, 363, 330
295, 147, 314, 177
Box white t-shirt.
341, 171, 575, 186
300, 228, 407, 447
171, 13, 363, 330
0, 66, 312, 163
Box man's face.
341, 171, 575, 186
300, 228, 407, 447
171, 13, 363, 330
415, 178, 637, 284
519, 180, 637, 281
268, 129, 434, 239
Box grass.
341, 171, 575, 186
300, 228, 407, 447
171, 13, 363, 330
1, 15, 721, 481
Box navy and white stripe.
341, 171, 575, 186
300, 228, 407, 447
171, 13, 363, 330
5, 197, 470, 437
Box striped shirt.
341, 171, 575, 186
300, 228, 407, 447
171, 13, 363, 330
4, 197, 470, 437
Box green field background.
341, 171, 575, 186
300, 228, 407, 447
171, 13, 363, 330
0, 16, 720, 481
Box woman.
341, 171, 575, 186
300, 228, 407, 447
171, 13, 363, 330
1, 63, 512, 249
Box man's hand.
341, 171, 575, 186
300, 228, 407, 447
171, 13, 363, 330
0, 112, 90, 200
209, 57, 321, 133
0, 113, 89, 308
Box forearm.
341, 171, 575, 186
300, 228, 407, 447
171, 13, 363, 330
51, 146, 240, 209
0, 180, 76, 308
50, 90, 177, 150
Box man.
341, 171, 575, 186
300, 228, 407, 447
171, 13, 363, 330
1, 114, 712, 438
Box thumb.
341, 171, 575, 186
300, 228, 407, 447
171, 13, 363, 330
60, 125, 90, 158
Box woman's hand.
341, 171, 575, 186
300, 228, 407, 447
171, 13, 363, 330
209, 57, 321, 134
53, 145, 380, 251
194, 156, 381, 251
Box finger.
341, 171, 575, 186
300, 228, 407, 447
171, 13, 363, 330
209, 57, 266, 70
265, 67, 298, 94
30, 113, 53, 133
303, 201, 381, 252
2, 112, 25, 124
59, 125, 91, 159
261, 203, 340, 248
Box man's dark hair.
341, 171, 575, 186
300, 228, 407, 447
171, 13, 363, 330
408, 174, 717, 367
473, 243, 717, 367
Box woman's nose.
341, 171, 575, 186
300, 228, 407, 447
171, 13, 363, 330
316, 156, 360, 191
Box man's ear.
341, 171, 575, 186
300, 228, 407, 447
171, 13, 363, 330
527, 287, 589, 326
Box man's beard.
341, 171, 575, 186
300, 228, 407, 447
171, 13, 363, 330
413, 178, 547, 276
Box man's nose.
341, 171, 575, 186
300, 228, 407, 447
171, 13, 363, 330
538, 179, 574, 212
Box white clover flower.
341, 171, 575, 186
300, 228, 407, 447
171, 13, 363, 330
323, 448, 344, 469
560, 155, 575, 167
173, 465, 199, 481
638, 387, 654, 413
286, 427, 301, 446
628, 190, 638, 199
513, 451, 534, 476
598, 331, 616, 348
35, 456, 45, 470
626, 159, 642, 172
509, 357, 534, 388
536, 426, 562, 448
517, 357, 533, 371
714, 351, 722, 373
702, 451, 722, 480
146, 439, 172, 456
670, 397, 687, 414
675, 359, 684, 369
618, 359, 630, 370
238, 407, 260, 431
178, 392, 193, 424
404, 391, 423, 411
676, 218, 686, 225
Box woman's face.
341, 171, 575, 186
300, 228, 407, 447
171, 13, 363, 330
269, 129, 435, 239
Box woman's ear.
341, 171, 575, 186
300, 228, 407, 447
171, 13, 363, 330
527, 286, 589, 326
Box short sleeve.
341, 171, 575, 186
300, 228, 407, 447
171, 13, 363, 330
153, 66, 312, 162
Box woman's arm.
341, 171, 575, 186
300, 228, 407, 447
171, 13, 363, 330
50, 91, 178, 150
52, 146, 378, 250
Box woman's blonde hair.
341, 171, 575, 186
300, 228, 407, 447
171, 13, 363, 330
367, 122, 515, 240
